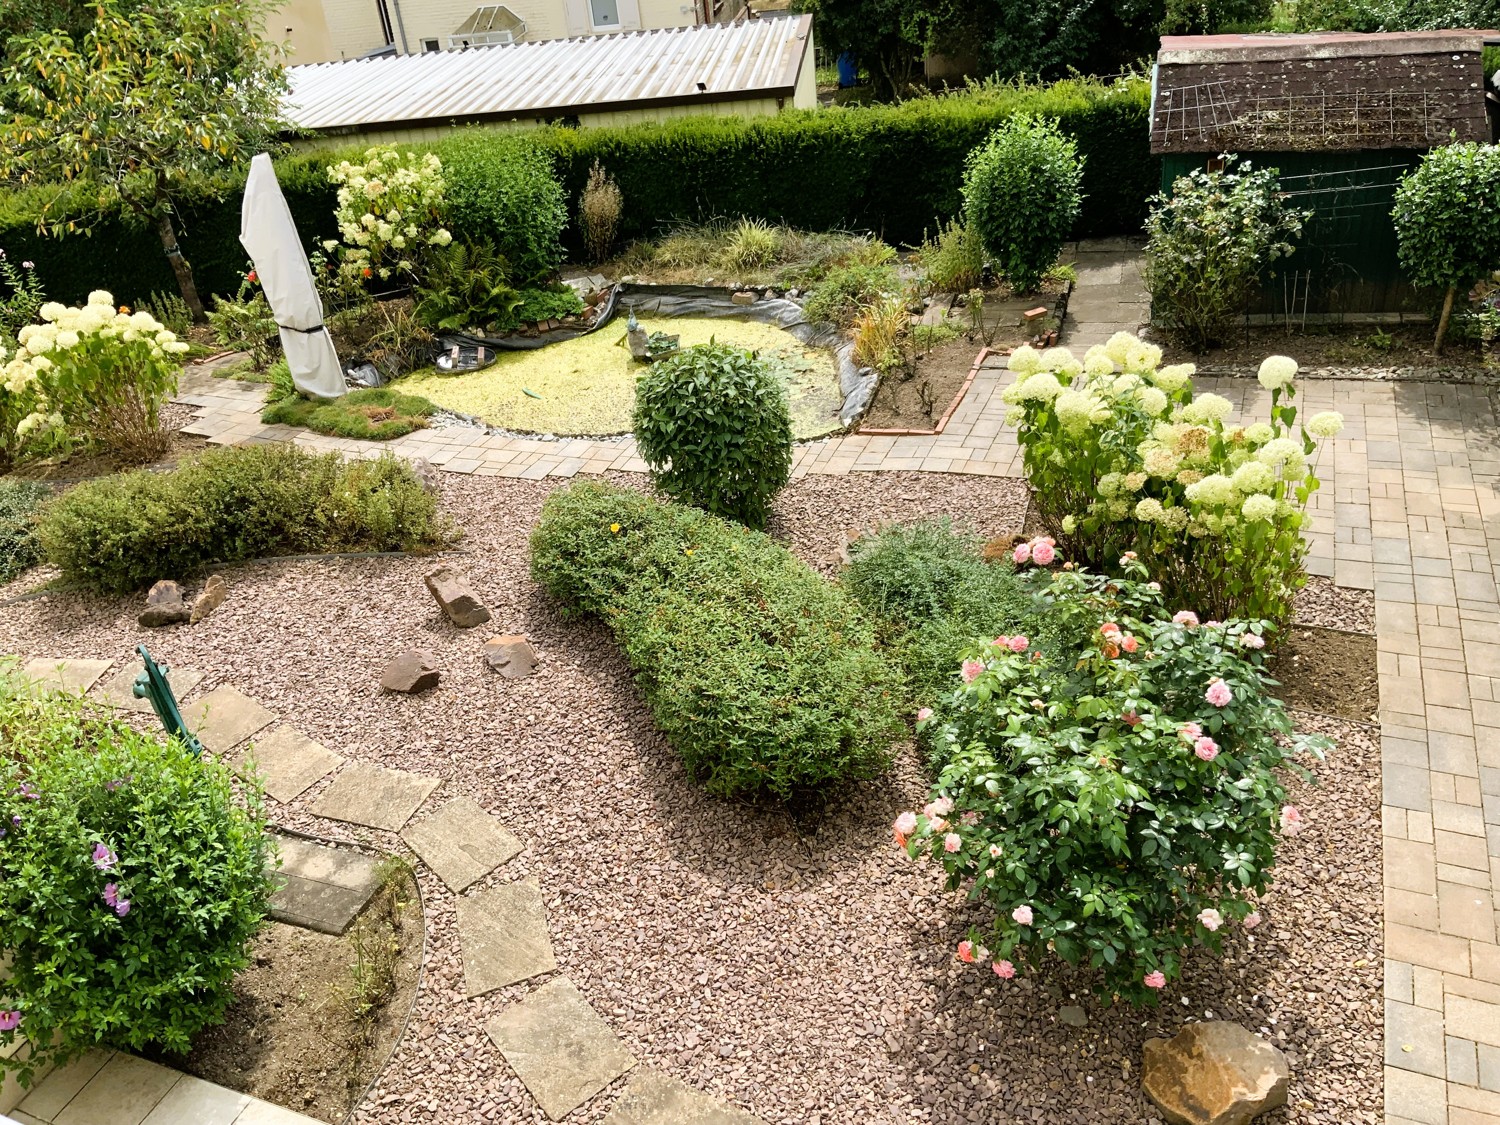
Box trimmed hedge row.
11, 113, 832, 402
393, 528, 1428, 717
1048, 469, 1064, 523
0, 76, 1154, 304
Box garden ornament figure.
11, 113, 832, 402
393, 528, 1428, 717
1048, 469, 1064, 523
132, 644, 204, 756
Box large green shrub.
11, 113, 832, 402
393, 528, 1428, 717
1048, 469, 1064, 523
962, 115, 1083, 294
0, 479, 50, 581
36, 444, 448, 593
1001, 334, 1342, 626
438, 132, 568, 287
633, 342, 792, 530
1144, 158, 1307, 351
0, 78, 1154, 304
1393, 143, 1500, 350
0, 677, 272, 1081
530, 481, 901, 798
899, 559, 1330, 1004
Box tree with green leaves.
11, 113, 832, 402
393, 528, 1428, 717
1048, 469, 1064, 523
793, 0, 980, 99
1392, 142, 1500, 351
0, 1, 288, 320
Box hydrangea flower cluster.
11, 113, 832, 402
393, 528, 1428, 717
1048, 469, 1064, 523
1002, 332, 1341, 624
329, 146, 453, 284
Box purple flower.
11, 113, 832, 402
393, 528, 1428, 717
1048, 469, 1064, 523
0, 1011, 20, 1032
10, 815, 19, 827
92, 843, 117, 871
16, 782, 39, 801
102, 883, 131, 915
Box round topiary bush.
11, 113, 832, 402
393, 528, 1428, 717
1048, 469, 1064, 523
962, 115, 1084, 294
632, 341, 792, 529
0, 678, 272, 1083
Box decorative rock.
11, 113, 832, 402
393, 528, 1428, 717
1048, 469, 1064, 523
731, 291, 757, 306
483, 634, 538, 679
189, 574, 228, 624
139, 580, 190, 628
1059, 1005, 1088, 1028
381, 649, 440, 693
425, 566, 491, 628
1142, 1021, 1290, 1125
408, 457, 443, 494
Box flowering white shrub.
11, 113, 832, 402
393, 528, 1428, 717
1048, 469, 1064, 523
1, 291, 187, 463
1001, 331, 1340, 624
329, 147, 452, 285
896, 554, 1329, 1004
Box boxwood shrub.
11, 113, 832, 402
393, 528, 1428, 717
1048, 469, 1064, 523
36, 444, 449, 594
0, 676, 271, 1082
529, 481, 901, 798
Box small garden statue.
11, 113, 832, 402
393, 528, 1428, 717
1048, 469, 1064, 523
132, 644, 203, 755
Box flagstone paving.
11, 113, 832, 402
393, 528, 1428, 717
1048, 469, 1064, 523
308, 760, 440, 832
400, 796, 523, 893
234, 723, 344, 803
267, 834, 385, 936
456, 880, 558, 997
20, 658, 113, 697
93, 665, 206, 714
600, 1070, 769, 1125
183, 685, 276, 753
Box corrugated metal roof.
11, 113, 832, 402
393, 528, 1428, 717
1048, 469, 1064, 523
1158, 29, 1493, 64
284, 14, 813, 133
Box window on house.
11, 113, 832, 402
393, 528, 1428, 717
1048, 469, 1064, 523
423, 38, 441, 51
590, 0, 621, 27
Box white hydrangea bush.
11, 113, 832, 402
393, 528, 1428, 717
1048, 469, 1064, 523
0, 291, 188, 461
1001, 331, 1342, 623
329, 146, 453, 285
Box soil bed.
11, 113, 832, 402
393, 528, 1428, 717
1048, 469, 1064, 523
858, 338, 981, 432
0, 470, 1379, 1125
149, 868, 422, 1124
1271, 626, 1379, 725
1156, 321, 1488, 375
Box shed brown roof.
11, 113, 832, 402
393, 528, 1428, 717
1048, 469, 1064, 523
1150, 31, 1493, 154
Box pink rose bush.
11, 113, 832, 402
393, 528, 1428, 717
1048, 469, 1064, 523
894, 554, 1328, 1004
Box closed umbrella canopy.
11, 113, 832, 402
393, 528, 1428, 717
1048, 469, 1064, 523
239, 153, 344, 400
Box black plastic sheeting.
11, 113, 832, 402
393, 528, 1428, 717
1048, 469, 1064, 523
433, 283, 876, 427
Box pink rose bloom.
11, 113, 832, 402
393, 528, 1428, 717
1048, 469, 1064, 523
1205, 620, 1222, 628
1121, 710, 1141, 727
933, 797, 953, 816
1122, 635, 1139, 653
893, 811, 918, 836
1031, 541, 1055, 565
1179, 722, 1202, 740
1244, 911, 1262, 929
988, 843, 1002, 858
962, 660, 984, 683
1240, 633, 1266, 650
1194, 736, 1219, 762
1205, 678, 1233, 707
1197, 908, 1223, 931
943, 833, 962, 853
1008, 635, 1030, 653
1013, 542, 1031, 565
1100, 621, 1121, 636
916, 707, 934, 722
960, 811, 980, 826
1011, 905, 1034, 926
1121, 550, 1137, 560
1172, 610, 1199, 628
993, 960, 1016, 980
1280, 805, 1303, 836
957, 940, 976, 963
1143, 970, 1166, 989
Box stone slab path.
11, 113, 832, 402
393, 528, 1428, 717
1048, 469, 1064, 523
184, 686, 275, 754
401, 797, 523, 893
9, 1050, 321, 1125
601, 1070, 769, 1125
457, 881, 557, 997
234, 724, 344, 804
268, 834, 385, 936
93, 665, 205, 714
308, 760, 440, 832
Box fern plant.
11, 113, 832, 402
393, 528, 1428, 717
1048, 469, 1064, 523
413, 241, 521, 333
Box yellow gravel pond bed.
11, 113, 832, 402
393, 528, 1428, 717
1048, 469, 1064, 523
401, 317, 844, 438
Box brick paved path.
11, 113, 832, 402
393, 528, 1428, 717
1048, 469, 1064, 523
173, 247, 1500, 1124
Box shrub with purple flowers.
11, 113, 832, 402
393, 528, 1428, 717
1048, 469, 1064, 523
894, 554, 1330, 1005
0, 670, 271, 1084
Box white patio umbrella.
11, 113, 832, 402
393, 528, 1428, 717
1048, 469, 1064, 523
239, 152, 345, 400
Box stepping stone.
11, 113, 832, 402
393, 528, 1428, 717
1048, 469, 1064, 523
269, 835, 384, 935
94, 664, 206, 714
601, 1070, 769, 1125
457, 880, 557, 997
235, 724, 344, 803
21, 658, 113, 697
309, 761, 439, 832
402, 797, 522, 893
51, 1052, 178, 1125
15, 1049, 113, 1121
139, 1073, 249, 1124
486, 977, 636, 1121
185, 686, 276, 753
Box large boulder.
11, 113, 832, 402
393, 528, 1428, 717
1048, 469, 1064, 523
482, 634, 538, 679
139, 580, 190, 628
190, 574, 228, 624
1142, 1022, 1289, 1125
425, 566, 491, 628
381, 649, 440, 693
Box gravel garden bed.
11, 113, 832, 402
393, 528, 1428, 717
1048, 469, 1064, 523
0, 470, 1380, 1125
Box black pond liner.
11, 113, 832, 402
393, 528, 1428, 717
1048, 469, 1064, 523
435, 283, 877, 428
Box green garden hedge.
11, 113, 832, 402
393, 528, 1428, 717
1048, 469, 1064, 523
0, 76, 1154, 304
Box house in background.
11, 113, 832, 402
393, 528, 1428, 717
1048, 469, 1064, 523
1150, 30, 1497, 318
282, 13, 816, 146
265, 0, 747, 63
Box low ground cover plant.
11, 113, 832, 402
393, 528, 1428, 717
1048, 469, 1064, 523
37, 444, 448, 593
897, 554, 1328, 1003
261, 383, 436, 440
0, 676, 272, 1083
530, 481, 902, 798
633, 342, 792, 529
0, 478, 49, 581
802, 260, 902, 328
1001, 333, 1340, 624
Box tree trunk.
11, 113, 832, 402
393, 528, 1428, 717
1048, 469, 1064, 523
154, 212, 207, 323
1434, 285, 1456, 353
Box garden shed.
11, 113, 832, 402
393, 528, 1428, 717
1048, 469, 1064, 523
282, 14, 816, 148
1150, 31, 1497, 317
